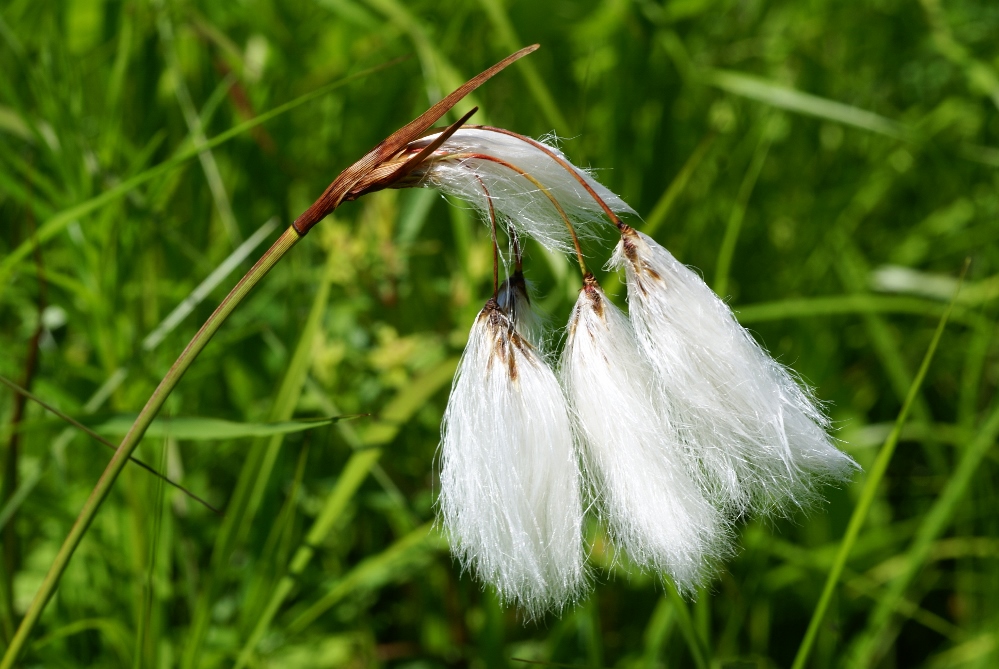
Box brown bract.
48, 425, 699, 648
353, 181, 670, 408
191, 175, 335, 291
292, 44, 540, 236
581, 273, 604, 318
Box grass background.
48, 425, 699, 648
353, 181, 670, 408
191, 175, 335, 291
1, 0, 998, 667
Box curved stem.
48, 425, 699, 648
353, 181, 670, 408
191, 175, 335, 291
0, 227, 301, 669
448, 152, 588, 276
471, 125, 624, 228
473, 174, 500, 298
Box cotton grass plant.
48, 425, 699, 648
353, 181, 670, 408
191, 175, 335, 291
6, 7, 991, 665
2, 43, 859, 662
0, 45, 540, 668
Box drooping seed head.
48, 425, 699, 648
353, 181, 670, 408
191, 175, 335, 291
611, 227, 858, 516
440, 300, 587, 618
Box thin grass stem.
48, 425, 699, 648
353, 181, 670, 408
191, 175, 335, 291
789, 261, 966, 669
713, 120, 771, 296
0, 227, 301, 669
0, 375, 220, 515
846, 399, 999, 665
643, 133, 715, 236
233, 448, 382, 668
665, 585, 709, 669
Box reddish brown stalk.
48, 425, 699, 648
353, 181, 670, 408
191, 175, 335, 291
471, 125, 626, 230
292, 45, 539, 236
472, 174, 500, 298
472, 171, 523, 275
353, 107, 481, 197
446, 152, 589, 276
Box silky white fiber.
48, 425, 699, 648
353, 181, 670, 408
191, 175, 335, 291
611, 228, 857, 516
439, 300, 587, 617
411, 128, 634, 253
561, 277, 729, 592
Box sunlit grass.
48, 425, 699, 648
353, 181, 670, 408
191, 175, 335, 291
1, 0, 998, 667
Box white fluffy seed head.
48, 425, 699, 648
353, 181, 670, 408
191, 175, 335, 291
610, 228, 858, 516
410, 127, 635, 254
561, 277, 730, 592
439, 300, 587, 618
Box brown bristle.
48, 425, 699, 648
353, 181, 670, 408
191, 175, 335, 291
622, 237, 639, 263
619, 232, 665, 287
493, 335, 507, 361
507, 345, 518, 381
582, 276, 605, 318
510, 331, 533, 355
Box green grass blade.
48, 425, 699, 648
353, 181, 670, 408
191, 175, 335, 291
31, 618, 133, 666
705, 69, 912, 140
285, 523, 443, 637
234, 448, 383, 668
734, 294, 977, 327
237, 441, 311, 637
919, 0, 999, 111
141, 218, 279, 351
357, 357, 460, 446
234, 352, 459, 664
642, 133, 715, 236
640, 596, 675, 668
789, 263, 963, 669
182, 240, 338, 667
362, 0, 491, 125
477, 0, 570, 134
133, 438, 169, 669
92, 415, 348, 441
66, 217, 279, 428
0, 60, 397, 285
832, 234, 946, 473
665, 585, 709, 669
156, 6, 242, 247
846, 401, 999, 666
0, 227, 301, 669
0, 468, 42, 534
714, 120, 771, 296
0, 104, 32, 141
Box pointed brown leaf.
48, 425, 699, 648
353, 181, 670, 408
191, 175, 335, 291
357, 106, 480, 195
293, 45, 540, 234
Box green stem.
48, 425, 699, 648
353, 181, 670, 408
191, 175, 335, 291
789, 270, 959, 669
845, 400, 999, 666
714, 120, 771, 297
0, 226, 301, 669
643, 132, 715, 237
233, 448, 382, 668
666, 585, 709, 669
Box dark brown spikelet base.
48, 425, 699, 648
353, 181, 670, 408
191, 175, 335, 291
581, 273, 604, 318
481, 299, 534, 382
572, 274, 608, 352
618, 225, 662, 294
497, 269, 531, 324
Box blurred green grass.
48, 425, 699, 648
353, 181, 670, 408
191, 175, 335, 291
1, 0, 998, 667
